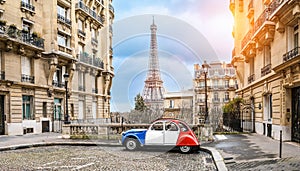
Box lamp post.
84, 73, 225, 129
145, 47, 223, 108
63, 73, 70, 124
202, 61, 209, 124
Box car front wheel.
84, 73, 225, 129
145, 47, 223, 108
125, 138, 139, 151
179, 146, 192, 153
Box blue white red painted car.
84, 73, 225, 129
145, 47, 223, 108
121, 119, 200, 153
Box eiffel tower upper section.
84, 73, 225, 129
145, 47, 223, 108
142, 17, 165, 107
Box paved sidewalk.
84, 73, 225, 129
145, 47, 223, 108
203, 133, 300, 170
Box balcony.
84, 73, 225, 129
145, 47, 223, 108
268, 0, 287, 17
283, 47, 300, 62
52, 80, 65, 88
0, 25, 44, 49
77, 29, 86, 37
261, 64, 272, 77
78, 85, 85, 92
75, 1, 103, 27
57, 14, 71, 26
92, 88, 98, 94
0, 71, 5, 80
212, 98, 220, 103
223, 98, 230, 103
20, 1, 35, 15
78, 52, 104, 69
109, 4, 114, 13
91, 38, 98, 46
248, 74, 255, 84
21, 74, 34, 84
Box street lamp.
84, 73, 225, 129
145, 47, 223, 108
63, 72, 70, 124
202, 61, 210, 124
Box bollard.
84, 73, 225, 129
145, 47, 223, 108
279, 130, 282, 158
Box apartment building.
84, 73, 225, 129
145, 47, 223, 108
230, 0, 300, 142
193, 61, 237, 130
0, 0, 114, 135
163, 90, 193, 124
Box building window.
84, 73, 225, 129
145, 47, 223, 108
169, 100, 174, 108
225, 92, 229, 102
53, 66, 66, 88
92, 101, 97, 119
21, 56, 34, 83
294, 25, 299, 48
43, 102, 47, 118
22, 95, 34, 120
57, 32, 70, 47
225, 80, 229, 88
213, 92, 219, 102
264, 94, 273, 121
54, 98, 62, 120
78, 71, 85, 91
57, 4, 70, 25
22, 20, 32, 42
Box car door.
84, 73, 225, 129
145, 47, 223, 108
164, 121, 180, 145
145, 121, 164, 145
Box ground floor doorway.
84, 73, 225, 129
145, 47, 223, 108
292, 87, 300, 142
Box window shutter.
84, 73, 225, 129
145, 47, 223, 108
21, 56, 31, 75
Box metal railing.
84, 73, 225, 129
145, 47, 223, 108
57, 14, 71, 26
77, 29, 86, 37
248, 74, 255, 84
261, 64, 272, 77
78, 52, 104, 68
0, 25, 44, 49
283, 47, 300, 62
52, 80, 65, 88
0, 71, 5, 80
21, 74, 34, 83
21, 1, 35, 12
75, 1, 103, 24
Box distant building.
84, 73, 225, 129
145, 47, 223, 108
193, 61, 237, 130
0, 0, 114, 135
230, 0, 300, 142
163, 90, 193, 124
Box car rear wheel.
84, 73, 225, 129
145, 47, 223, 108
179, 146, 192, 153
125, 138, 139, 151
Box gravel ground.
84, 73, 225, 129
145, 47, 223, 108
0, 146, 216, 171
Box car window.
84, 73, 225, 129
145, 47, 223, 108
178, 122, 189, 132
150, 122, 164, 131
166, 121, 178, 131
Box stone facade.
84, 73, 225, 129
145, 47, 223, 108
193, 62, 237, 130
230, 0, 300, 141
163, 90, 193, 124
0, 0, 114, 135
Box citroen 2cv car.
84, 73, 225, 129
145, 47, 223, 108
121, 119, 200, 153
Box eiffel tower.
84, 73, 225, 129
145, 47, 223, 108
142, 17, 165, 111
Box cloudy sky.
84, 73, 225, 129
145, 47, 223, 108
111, 0, 234, 112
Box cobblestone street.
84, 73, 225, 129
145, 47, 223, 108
0, 146, 216, 171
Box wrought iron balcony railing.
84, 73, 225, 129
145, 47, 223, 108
0, 25, 44, 49
78, 29, 86, 37
283, 47, 300, 62
261, 64, 272, 77
21, 74, 34, 83
109, 4, 114, 13
0, 71, 5, 80
248, 74, 255, 84
78, 52, 104, 69
92, 88, 98, 94
21, 1, 35, 12
52, 80, 65, 88
75, 1, 103, 24
57, 14, 71, 26
78, 85, 85, 91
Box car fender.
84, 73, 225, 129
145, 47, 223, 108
122, 133, 145, 145
176, 134, 199, 146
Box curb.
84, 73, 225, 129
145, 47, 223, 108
200, 147, 228, 171
0, 141, 122, 152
